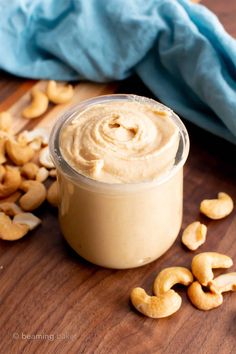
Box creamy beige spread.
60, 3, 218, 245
60, 101, 179, 183
57, 98, 186, 268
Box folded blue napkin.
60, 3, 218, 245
0, 0, 235, 143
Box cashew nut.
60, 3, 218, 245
18, 128, 49, 147
200, 192, 234, 220
13, 212, 41, 231
0, 190, 21, 204
6, 139, 35, 165
46, 80, 74, 104
47, 181, 59, 207
182, 222, 207, 251
0, 111, 12, 132
0, 212, 29, 241
19, 180, 46, 211
0, 166, 21, 198
29, 138, 42, 151
191, 252, 233, 286
130, 287, 182, 318
39, 146, 54, 169
21, 162, 39, 180
187, 281, 223, 311
209, 273, 236, 294
22, 88, 49, 119
36, 167, 49, 182
0, 202, 23, 216
153, 267, 193, 296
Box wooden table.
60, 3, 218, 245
0, 1, 236, 353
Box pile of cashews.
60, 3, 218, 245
0, 111, 60, 241
131, 252, 236, 318
0, 80, 74, 240
131, 193, 235, 318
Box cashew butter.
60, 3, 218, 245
50, 95, 189, 269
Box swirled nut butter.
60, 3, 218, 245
50, 95, 189, 269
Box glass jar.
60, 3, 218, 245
50, 94, 189, 269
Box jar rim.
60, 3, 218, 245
49, 94, 190, 191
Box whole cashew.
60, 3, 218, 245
200, 192, 234, 219
6, 139, 35, 166
21, 162, 39, 180
130, 287, 182, 318
0, 202, 23, 216
46, 80, 74, 104
47, 181, 59, 207
22, 88, 49, 119
0, 111, 12, 132
187, 281, 223, 311
39, 146, 54, 169
209, 273, 236, 294
13, 212, 41, 231
191, 252, 233, 286
19, 180, 46, 211
0, 212, 29, 241
181, 222, 207, 251
0, 166, 21, 198
153, 267, 193, 296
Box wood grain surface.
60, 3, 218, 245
0, 1, 236, 353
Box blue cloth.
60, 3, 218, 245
0, 0, 236, 143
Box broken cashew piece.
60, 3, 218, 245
187, 281, 223, 311
29, 138, 42, 151
22, 88, 49, 119
47, 181, 59, 207
46, 80, 74, 104
19, 180, 46, 211
49, 169, 57, 178
6, 139, 35, 166
209, 273, 236, 294
0, 166, 21, 198
191, 252, 233, 286
182, 222, 207, 251
21, 162, 39, 180
39, 146, 54, 169
18, 128, 49, 147
36, 167, 49, 182
0, 212, 29, 241
130, 287, 182, 319
18, 130, 43, 151
200, 192, 234, 220
0, 202, 23, 216
153, 267, 193, 296
13, 212, 41, 231
0, 111, 12, 132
